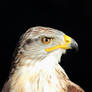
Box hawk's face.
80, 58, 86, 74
18, 26, 78, 61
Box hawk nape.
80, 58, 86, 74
2, 26, 85, 92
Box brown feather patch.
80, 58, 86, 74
67, 85, 84, 92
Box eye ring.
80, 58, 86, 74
41, 37, 53, 44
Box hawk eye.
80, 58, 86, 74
41, 37, 53, 44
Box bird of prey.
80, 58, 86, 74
2, 26, 85, 92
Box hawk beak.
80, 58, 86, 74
45, 35, 78, 52
70, 38, 78, 51
64, 35, 78, 50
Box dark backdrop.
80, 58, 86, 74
0, 0, 91, 91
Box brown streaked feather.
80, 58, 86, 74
55, 64, 85, 92
67, 80, 85, 92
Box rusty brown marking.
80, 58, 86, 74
63, 88, 67, 91
37, 79, 40, 90
48, 79, 51, 84
67, 85, 83, 92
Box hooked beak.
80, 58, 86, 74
70, 38, 78, 51
45, 35, 78, 52
64, 35, 78, 50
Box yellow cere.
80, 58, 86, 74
45, 35, 72, 52
64, 35, 71, 45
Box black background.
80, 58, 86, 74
0, 0, 91, 91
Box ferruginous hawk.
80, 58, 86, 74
2, 26, 85, 92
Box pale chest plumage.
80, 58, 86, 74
2, 50, 68, 92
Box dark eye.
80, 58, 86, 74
41, 37, 53, 44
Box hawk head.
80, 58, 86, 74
2, 26, 84, 92
16, 26, 78, 63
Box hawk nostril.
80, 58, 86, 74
64, 35, 71, 43
65, 39, 70, 43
